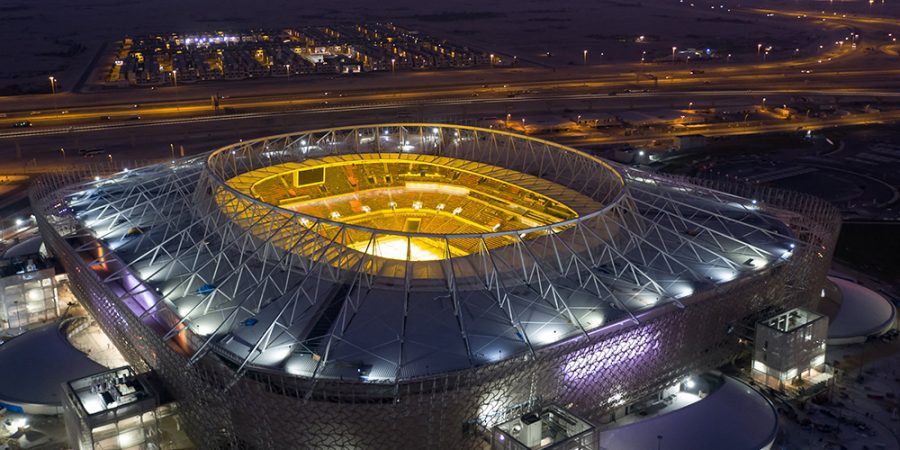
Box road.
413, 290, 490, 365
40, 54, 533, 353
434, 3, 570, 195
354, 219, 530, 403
558, 108, 900, 146
0, 32, 868, 128
0, 5, 899, 174
0, 89, 895, 175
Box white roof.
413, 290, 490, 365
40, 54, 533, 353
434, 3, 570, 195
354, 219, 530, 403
828, 277, 896, 340
0, 323, 105, 406
600, 376, 778, 450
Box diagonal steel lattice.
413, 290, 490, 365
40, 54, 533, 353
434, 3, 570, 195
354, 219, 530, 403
31, 124, 840, 449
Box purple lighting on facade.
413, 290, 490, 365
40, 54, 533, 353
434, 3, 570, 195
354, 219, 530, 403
559, 324, 662, 408
563, 328, 661, 380
119, 270, 159, 313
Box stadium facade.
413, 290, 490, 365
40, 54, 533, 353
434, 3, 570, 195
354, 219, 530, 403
30, 124, 840, 449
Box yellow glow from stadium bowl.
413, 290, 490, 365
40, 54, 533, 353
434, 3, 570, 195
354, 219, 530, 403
221, 153, 603, 263
348, 236, 446, 261
235, 155, 581, 228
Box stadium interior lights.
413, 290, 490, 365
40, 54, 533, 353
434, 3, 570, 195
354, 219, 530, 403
347, 236, 447, 261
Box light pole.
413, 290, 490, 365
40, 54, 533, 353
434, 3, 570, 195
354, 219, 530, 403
490, 53, 495, 68
49, 76, 60, 113
391, 58, 396, 74
58, 148, 65, 160
173, 70, 179, 111
583, 49, 588, 66
757, 43, 762, 55
170, 143, 175, 159
762, 97, 767, 110
286, 64, 290, 78
671, 47, 677, 63
505, 113, 511, 128
764, 50, 769, 61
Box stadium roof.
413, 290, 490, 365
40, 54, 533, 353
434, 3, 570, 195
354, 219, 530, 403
0, 323, 106, 408
54, 124, 796, 383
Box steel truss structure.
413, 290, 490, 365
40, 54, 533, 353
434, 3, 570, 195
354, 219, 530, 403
31, 125, 840, 449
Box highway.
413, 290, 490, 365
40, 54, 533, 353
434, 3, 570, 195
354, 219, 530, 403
0, 88, 896, 175
0, 32, 870, 129
1, 5, 899, 175
557, 108, 900, 146
3, 87, 900, 140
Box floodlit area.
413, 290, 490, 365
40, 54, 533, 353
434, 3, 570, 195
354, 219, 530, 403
226, 153, 590, 260
67, 322, 130, 369
346, 236, 445, 261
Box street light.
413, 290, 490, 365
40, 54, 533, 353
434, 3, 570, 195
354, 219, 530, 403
170, 143, 175, 159
58, 148, 65, 160
172, 70, 179, 112
285, 64, 290, 78
391, 58, 396, 73
757, 43, 762, 55
672, 47, 677, 63
48, 76, 56, 94
583, 49, 588, 65
490, 53, 495, 68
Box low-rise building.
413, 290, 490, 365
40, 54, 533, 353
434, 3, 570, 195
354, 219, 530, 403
752, 308, 833, 395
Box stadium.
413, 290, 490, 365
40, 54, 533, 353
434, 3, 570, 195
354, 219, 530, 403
30, 124, 840, 449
